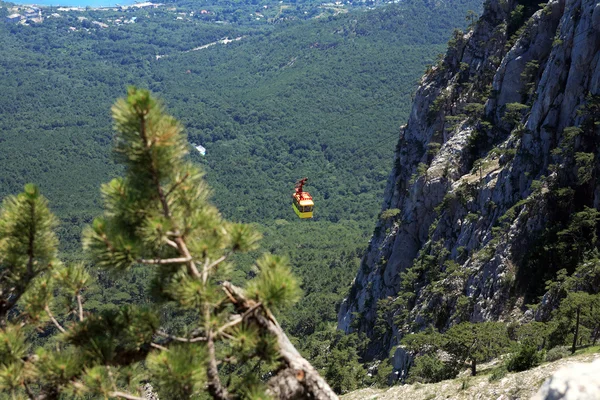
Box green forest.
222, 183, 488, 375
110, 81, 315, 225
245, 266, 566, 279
0, 0, 482, 386
25, 0, 597, 396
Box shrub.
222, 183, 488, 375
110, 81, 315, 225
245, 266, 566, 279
380, 208, 401, 220
545, 346, 570, 362
407, 354, 458, 383
488, 366, 508, 382
506, 341, 543, 372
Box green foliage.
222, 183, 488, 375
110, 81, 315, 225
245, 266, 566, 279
443, 322, 510, 376
488, 366, 507, 382
520, 60, 540, 99
505, 341, 543, 372
464, 103, 485, 121
408, 353, 457, 383
544, 346, 570, 362
67, 306, 160, 364
0, 0, 481, 252
0, 183, 60, 321
548, 291, 600, 352
428, 92, 449, 122
246, 254, 302, 312
0, 89, 339, 399
301, 329, 367, 394
574, 152, 594, 185
556, 207, 600, 261
410, 163, 429, 185
401, 329, 443, 354
552, 36, 564, 46
403, 322, 512, 382
380, 208, 401, 221
147, 345, 207, 399
502, 102, 529, 127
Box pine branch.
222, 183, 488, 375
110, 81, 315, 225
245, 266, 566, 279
150, 342, 169, 352
109, 391, 146, 400
138, 256, 192, 265
204, 297, 229, 400
165, 172, 190, 198
136, 107, 201, 279
164, 238, 178, 249
23, 382, 36, 400
27, 197, 36, 277
156, 330, 206, 343
175, 237, 201, 279
206, 332, 230, 400
216, 302, 262, 337
203, 254, 229, 284
44, 305, 66, 333
76, 293, 84, 322
222, 282, 338, 400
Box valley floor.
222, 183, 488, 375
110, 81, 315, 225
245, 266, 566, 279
343, 351, 600, 400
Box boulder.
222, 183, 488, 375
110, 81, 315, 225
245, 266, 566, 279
531, 358, 600, 400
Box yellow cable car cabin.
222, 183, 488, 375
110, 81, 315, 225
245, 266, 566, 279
292, 178, 314, 219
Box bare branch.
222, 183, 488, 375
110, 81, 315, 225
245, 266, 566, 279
156, 330, 206, 343
109, 391, 146, 400
138, 256, 192, 265
165, 238, 178, 249
106, 365, 118, 391
76, 293, 84, 322
175, 237, 201, 279
205, 255, 228, 275
206, 332, 231, 400
44, 305, 66, 334
216, 302, 262, 337
150, 342, 169, 352
23, 382, 36, 400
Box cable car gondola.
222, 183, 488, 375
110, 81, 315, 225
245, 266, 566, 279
292, 178, 314, 219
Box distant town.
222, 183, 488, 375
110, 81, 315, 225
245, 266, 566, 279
5, 2, 163, 27
3, 0, 401, 29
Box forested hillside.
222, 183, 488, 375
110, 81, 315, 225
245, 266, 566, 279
0, 0, 481, 241
0, 0, 482, 394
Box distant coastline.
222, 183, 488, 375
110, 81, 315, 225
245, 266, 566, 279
9, 0, 137, 7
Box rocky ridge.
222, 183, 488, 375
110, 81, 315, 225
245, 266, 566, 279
338, 0, 600, 374
342, 353, 600, 400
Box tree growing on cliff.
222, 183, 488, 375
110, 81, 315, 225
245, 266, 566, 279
0, 88, 338, 400
443, 322, 510, 376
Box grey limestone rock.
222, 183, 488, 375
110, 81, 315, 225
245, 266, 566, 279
338, 0, 600, 380
531, 358, 600, 400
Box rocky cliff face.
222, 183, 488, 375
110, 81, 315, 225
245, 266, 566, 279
338, 0, 600, 372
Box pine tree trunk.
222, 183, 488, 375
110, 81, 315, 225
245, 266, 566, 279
471, 359, 476, 376
223, 282, 338, 400
571, 306, 581, 355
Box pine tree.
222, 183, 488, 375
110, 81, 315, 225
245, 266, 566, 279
0, 88, 338, 400
442, 322, 510, 376
550, 291, 600, 354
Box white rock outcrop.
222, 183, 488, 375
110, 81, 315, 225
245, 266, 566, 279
531, 358, 600, 400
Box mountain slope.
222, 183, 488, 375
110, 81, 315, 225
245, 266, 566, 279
338, 0, 600, 370
342, 351, 600, 400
